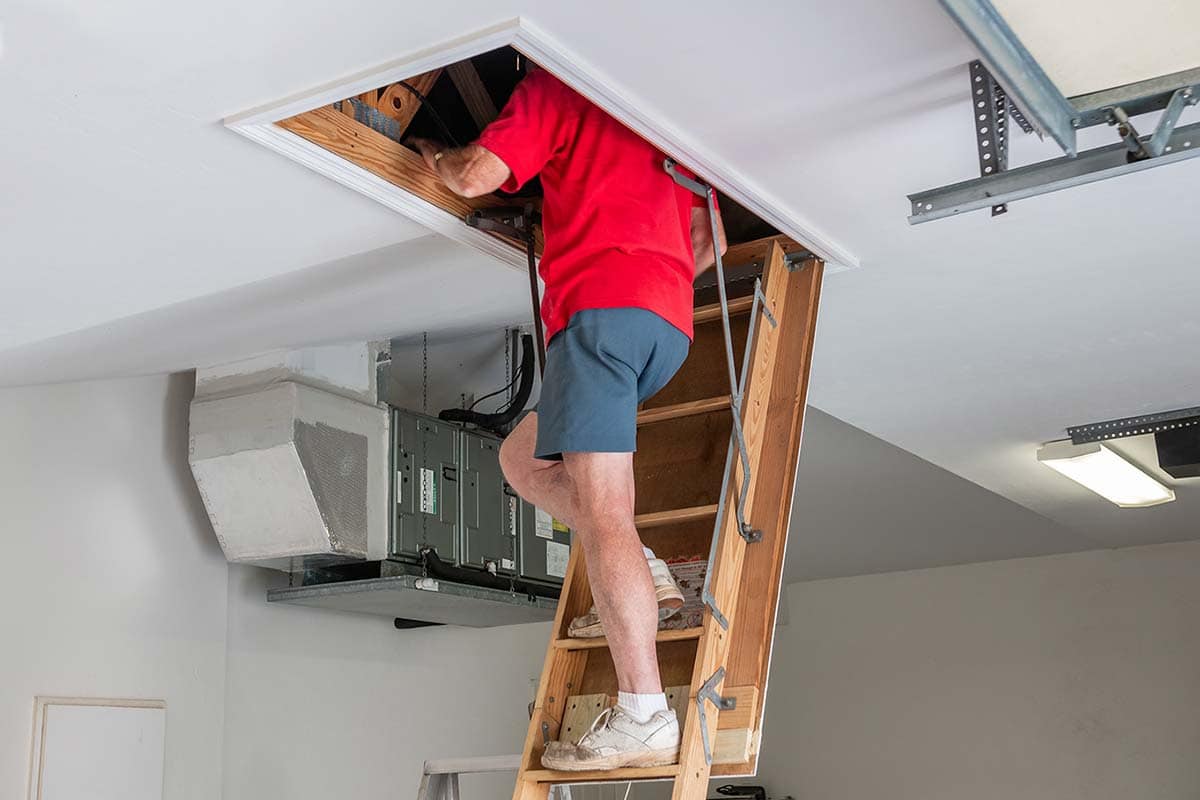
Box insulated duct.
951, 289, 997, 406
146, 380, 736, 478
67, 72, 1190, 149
189, 379, 389, 570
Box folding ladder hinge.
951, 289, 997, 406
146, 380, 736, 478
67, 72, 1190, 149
662, 158, 708, 198
739, 524, 763, 543
701, 585, 729, 630
696, 666, 737, 765
753, 283, 777, 328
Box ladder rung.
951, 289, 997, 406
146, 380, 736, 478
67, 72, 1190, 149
523, 764, 680, 784
552, 627, 703, 651
637, 396, 729, 426
633, 505, 718, 529
693, 295, 753, 323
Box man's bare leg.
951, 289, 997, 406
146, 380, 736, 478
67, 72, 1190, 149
560, 451, 661, 693
499, 413, 579, 528
500, 414, 661, 693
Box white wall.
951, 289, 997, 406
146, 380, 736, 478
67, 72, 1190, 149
6, 371, 1199, 800
221, 565, 551, 800
0, 374, 229, 800
754, 541, 1200, 800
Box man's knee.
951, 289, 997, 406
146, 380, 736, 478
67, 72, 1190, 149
499, 414, 537, 489
499, 436, 526, 489
562, 453, 634, 521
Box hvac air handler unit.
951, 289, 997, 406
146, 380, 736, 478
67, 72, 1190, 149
389, 409, 570, 588
187, 342, 567, 628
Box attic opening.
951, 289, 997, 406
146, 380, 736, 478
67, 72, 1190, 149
274, 45, 810, 284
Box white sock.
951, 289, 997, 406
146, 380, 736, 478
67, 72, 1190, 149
642, 546, 656, 560
618, 691, 668, 723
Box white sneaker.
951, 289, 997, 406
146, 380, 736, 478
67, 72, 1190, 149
567, 558, 684, 638
648, 558, 685, 613
541, 707, 680, 771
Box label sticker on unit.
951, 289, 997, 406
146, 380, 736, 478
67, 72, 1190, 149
546, 541, 569, 578
508, 496, 519, 538
535, 508, 554, 539
501, 557, 515, 571
419, 467, 437, 515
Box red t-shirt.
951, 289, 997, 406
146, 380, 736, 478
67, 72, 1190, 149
476, 70, 702, 342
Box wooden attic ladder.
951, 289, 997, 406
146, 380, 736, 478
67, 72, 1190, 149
515, 228, 823, 800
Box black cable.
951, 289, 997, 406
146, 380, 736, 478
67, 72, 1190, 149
397, 80, 462, 148
438, 335, 535, 436
469, 364, 524, 411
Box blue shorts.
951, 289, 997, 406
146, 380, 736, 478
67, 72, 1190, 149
535, 307, 690, 460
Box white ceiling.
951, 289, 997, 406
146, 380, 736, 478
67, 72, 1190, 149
991, 0, 1200, 96
2, 0, 1198, 564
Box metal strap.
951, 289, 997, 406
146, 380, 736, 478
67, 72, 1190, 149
969, 60, 1011, 216
664, 159, 777, 629
1146, 87, 1197, 158
696, 666, 737, 765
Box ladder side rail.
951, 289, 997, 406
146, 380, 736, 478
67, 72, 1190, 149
671, 241, 793, 800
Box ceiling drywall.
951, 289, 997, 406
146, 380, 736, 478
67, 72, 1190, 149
0, 0, 430, 352
0, 235, 530, 386
1, 0, 1198, 566
990, 0, 1200, 96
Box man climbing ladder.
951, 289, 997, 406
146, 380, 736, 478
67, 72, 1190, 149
411, 65, 726, 770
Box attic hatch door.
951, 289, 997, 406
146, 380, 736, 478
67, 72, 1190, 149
273, 45, 789, 264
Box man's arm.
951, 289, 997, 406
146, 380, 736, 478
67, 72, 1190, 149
409, 138, 511, 199
691, 205, 727, 277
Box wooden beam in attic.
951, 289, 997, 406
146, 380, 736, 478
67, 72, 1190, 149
447, 60, 499, 131
375, 68, 442, 135
276, 105, 543, 257
277, 105, 500, 221
722, 234, 810, 266
335, 69, 444, 137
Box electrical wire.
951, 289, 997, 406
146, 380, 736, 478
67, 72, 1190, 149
468, 364, 524, 411
397, 80, 462, 148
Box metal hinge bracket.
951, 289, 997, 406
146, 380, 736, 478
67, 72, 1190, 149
696, 666, 737, 765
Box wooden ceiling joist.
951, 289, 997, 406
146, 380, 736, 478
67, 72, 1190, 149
278, 105, 498, 220
447, 60, 500, 131
373, 68, 443, 136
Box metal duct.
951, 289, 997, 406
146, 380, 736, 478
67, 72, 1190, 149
189, 380, 388, 570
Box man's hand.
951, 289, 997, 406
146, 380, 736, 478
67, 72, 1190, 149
691, 205, 727, 277
406, 138, 513, 199
408, 137, 445, 172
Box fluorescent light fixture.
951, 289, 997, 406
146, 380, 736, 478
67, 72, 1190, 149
1037, 440, 1175, 508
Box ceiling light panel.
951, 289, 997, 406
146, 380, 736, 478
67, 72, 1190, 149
1037, 440, 1176, 508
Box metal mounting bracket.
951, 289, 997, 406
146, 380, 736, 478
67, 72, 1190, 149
1068, 405, 1200, 445
915, 3, 1200, 222
969, 60, 1012, 215
1146, 87, 1198, 158
696, 666, 737, 765
938, 0, 1078, 155
1108, 106, 1149, 161
908, 120, 1200, 223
